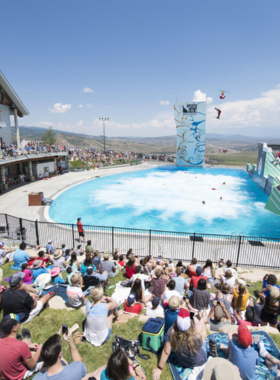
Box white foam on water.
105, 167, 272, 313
89, 171, 255, 225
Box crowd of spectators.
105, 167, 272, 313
1, 240, 280, 380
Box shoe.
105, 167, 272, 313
16, 333, 22, 341
49, 291, 55, 298
209, 339, 218, 357
21, 329, 31, 340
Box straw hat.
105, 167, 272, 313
53, 250, 63, 259
202, 358, 241, 380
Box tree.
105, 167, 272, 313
41, 126, 56, 145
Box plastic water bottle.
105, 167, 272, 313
267, 364, 278, 379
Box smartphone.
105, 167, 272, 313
62, 324, 68, 335
217, 301, 220, 305
182, 296, 186, 301
190, 312, 195, 320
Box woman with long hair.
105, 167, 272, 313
125, 257, 136, 279
92, 348, 146, 380
152, 309, 207, 379
232, 283, 249, 312
131, 278, 152, 305
202, 259, 215, 282
68, 252, 81, 273
187, 258, 198, 278
221, 269, 236, 289
81, 253, 96, 276
84, 286, 122, 347
126, 248, 133, 259
259, 286, 280, 328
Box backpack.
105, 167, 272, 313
113, 335, 150, 360
141, 318, 164, 354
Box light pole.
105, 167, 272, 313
99, 118, 109, 153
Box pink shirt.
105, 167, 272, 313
237, 320, 258, 327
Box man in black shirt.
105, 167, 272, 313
2, 272, 54, 324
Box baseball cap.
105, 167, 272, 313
127, 293, 136, 306
202, 357, 241, 380
152, 296, 161, 308
177, 309, 191, 332
48, 239, 52, 243
86, 267, 94, 275
9, 272, 25, 288
196, 267, 202, 276
238, 325, 252, 347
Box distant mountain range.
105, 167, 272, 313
13, 126, 279, 154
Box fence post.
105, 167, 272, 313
192, 233, 196, 259
35, 220, 40, 245
5, 214, 9, 234
19, 218, 24, 242
149, 230, 152, 255
72, 224, 75, 247
236, 236, 242, 267
112, 227, 114, 254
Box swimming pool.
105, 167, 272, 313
48, 166, 280, 238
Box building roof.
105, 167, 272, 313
0, 70, 29, 117
0, 152, 68, 167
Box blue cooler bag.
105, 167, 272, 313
141, 318, 164, 354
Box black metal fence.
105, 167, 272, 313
0, 213, 279, 269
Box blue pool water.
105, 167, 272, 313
49, 166, 280, 238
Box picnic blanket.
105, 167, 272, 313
168, 331, 280, 380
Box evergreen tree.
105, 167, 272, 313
41, 126, 56, 145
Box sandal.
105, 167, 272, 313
209, 339, 218, 357
74, 332, 84, 344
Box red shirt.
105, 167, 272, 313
190, 275, 207, 289
118, 260, 125, 267
124, 302, 142, 314
187, 266, 198, 278
28, 257, 49, 267
0, 337, 31, 380
237, 320, 258, 327
77, 221, 83, 233
125, 265, 136, 279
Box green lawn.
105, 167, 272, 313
205, 151, 258, 167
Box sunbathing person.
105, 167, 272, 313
153, 309, 207, 380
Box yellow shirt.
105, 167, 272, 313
232, 289, 249, 311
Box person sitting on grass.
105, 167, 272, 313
208, 300, 231, 331
0, 314, 43, 380
94, 348, 146, 380
81, 253, 96, 276
21, 263, 33, 284
85, 240, 94, 254
163, 295, 181, 334
173, 267, 189, 296
76, 244, 84, 256
131, 265, 151, 290
2, 273, 54, 324
92, 250, 101, 272
101, 252, 119, 278
153, 309, 208, 380
146, 296, 164, 317
33, 329, 98, 380
187, 258, 198, 278
186, 267, 207, 299
125, 256, 137, 279
83, 286, 123, 347
190, 278, 210, 311
31, 260, 50, 280
219, 326, 259, 380
232, 284, 250, 312
130, 278, 152, 306
65, 267, 74, 284
220, 269, 236, 289
28, 250, 51, 268
13, 242, 37, 270
151, 267, 169, 298
68, 252, 81, 273
162, 279, 181, 301
223, 260, 236, 276
118, 254, 125, 267
236, 305, 258, 327
259, 286, 280, 328
258, 338, 280, 378
255, 274, 280, 303
0, 244, 12, 265
202, 259, 216, 283
215, 283, 234, 316
66, 273, 88, 308
46, 240, 55, 255
124, 292, 143, 314
52, 250, 67, 273
50, 267, 65, 284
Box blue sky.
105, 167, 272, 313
2, 0, 280, 137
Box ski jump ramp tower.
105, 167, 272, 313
174, 101, 206, 167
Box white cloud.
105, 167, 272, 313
87, 103, 94, 108
82, 87, 94, 93
193, 90, 213, 104
76, 120, 83, 126
39, 121, 53, 127
48, 103, 72, 114
159, 100, 170, 105
206, 84, 280, 132
78, 105, 83, 108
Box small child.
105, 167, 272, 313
118, 255, 125, 267
21, 263, 33, 284
76, 244, 84, 256
66, 267, 74, 284
51, 267, 65, 284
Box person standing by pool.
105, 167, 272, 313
77, 218, 86, 244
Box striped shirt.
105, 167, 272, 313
66, 285, 84, 307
